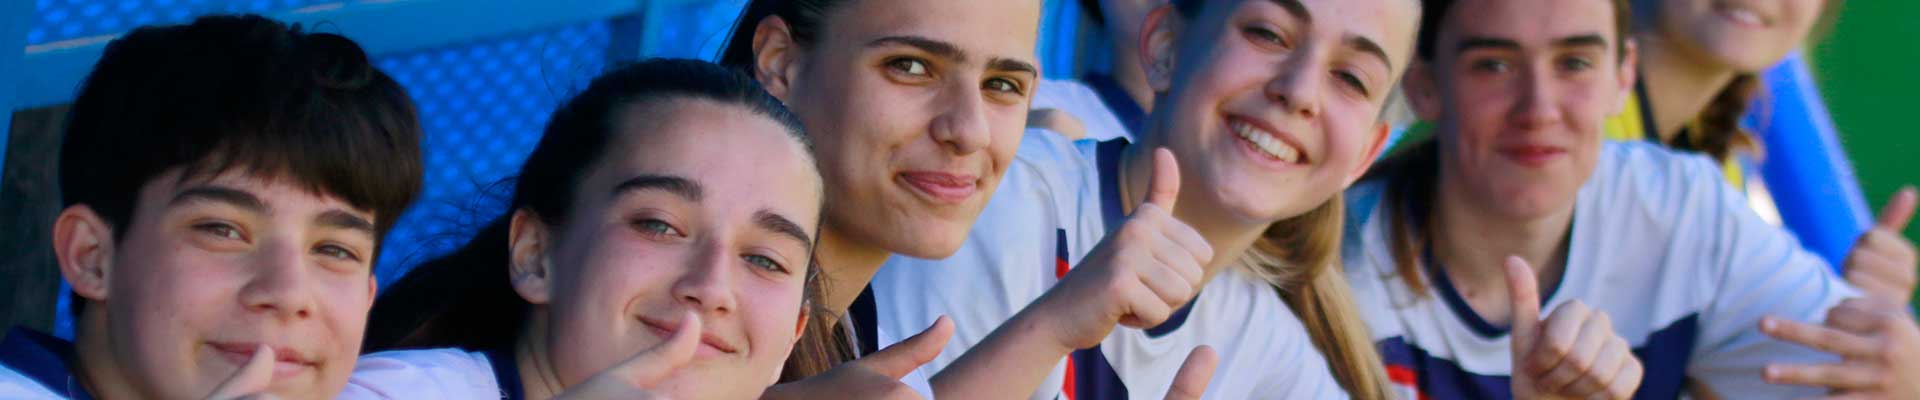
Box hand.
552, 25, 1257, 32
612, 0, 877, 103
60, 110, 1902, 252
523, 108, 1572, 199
1163, 346, 1219, 400
555, 311, 701, 400
763, 316, 954, 400
204, 344, 278, 400
1506, 257, 1643, 400
1846, 186, 1917, 304
1034, 148, 1213, 351
1027, 108, 1088, 140
1761, 297, 1920, 399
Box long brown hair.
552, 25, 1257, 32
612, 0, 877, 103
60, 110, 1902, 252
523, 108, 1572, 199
1243, 197, 1395, 400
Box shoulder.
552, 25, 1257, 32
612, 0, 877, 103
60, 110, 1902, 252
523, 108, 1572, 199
0, 364, 62, 400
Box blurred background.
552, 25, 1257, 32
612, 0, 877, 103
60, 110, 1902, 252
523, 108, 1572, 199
0, 0, 1911, 338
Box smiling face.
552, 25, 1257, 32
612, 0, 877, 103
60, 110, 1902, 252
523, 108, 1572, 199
1650, 0, 1825, 72
1412, 0, 1637, 219
531, 100, 822, 399
1148, 0, 1415, 226
772, 0, 1040, 259
70, 169, 380, 399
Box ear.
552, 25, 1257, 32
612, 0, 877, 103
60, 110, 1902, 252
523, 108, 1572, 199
1139, 5, 1181, 93
53, 205, 114, 303
752, 16, 802, 102
1350, 122, 1394, 183
1610, 39, 1640, 116
508, 209, 556, 305
365, 274, 379, 311
1402, 61, 1444, 123
791, 309, 810, 346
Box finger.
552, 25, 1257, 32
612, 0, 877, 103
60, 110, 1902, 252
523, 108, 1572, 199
205, 344, 275, 400
1159, 219, 1215, 272
1600, 357, 1644, 400
1537, 311, 1610, 394
611, 311, 702, 386
1764, 363, 1884, 390
1826, 299, 1893, 334
1120, 283, 1176, 329
857, 316, 955, 379
1562, 335, 1632, 398
1761, 316, 1877, 357
1531, 301, 1592, 376
1875, 185, 1918, 231
1144, 147, 1182, 212
1505, 256, 1543, 359
1164, 346, 1220, 400
1144, 243, 1202, 305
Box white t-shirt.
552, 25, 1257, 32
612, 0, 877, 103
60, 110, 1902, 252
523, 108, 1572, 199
1340, 141, 1860, 399
870, 131, 1348, 399
342, 343, 934, 399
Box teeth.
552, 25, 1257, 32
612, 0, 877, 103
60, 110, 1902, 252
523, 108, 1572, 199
1724, 8, 1764, 26
1232, 120, 1301, 164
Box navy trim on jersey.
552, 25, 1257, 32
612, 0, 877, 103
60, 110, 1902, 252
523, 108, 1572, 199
481, 348, 526, 400
1085, 74, 1145, 137
1377, 315, 1698, 400
1, 327, 92, 399
1632, 75, 1661, 144
851, 285, 881, 356
1419, 241, 1567, 339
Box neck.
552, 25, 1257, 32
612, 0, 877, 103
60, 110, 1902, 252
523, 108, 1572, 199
72, 312, 138, 400
1118, 143, 1265, 284
815, 226, 892, 318
515, 310, 565, 400
1636, 34, 1740, 142
1106, 41, 1155, 111
1429, 171, 1573, 296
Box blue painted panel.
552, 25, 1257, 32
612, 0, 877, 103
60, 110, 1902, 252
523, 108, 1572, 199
1751, 53, 1873, 271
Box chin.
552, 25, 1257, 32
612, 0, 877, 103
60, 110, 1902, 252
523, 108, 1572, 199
888, 228, 969, 259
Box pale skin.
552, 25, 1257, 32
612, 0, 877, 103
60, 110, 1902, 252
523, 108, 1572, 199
938, 0, 1411, 397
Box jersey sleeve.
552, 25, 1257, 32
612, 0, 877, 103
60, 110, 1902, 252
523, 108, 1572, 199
340, 349, 504, 399
0, 365, 62, 400
1661, 149, 1861, 398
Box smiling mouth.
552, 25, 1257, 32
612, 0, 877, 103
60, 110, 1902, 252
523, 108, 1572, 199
208, 342, 315, 380
1230, 118, 1305, 164
897, 171, 979, 204
638, 316, 739, 356
1714, 3, 1770, 27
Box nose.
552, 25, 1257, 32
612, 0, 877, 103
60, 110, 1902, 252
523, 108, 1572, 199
671, 240, 738, 315
238, 239, 316, 321
1265, 54, 1325, 119
929, 80, 993, 156
1510, 66, 1564, 130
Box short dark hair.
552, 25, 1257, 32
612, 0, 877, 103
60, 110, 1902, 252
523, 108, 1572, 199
1418, 0, 1631, 61
60, 14, 424, 314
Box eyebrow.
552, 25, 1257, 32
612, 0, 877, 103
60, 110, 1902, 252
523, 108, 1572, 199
1266, 0, 1312, 24
316, 210, 376, 237
753, 210, 813, 247
1554, 34, 1610, 49
170, 186, 268, 214
871, 35, 1038, 78
611, 175, 703, 202
1346, 35, 1394, 73
1454, 37, 1522, 54
989, 58, 1039, 77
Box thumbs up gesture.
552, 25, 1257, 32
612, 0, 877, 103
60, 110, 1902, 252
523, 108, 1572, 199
555, 311, 703, 400
1505, 257, 1643, 400
762, 316, 955, 400
204, 345, 279, 400
1031, 148, 1215, 351
1845, 186, 1918, 304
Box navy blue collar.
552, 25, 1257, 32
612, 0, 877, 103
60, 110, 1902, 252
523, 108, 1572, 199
1419, 243, 1567, 339
480, 348, 525, 400
0, 327, 93, 399
1094, 140, 1195, 338
1085, 73, 1146, 137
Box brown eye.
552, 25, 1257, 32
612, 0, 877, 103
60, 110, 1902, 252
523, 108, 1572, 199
888, 58, 930, 76
195, 222, 245, 241
315, 244, 360, 262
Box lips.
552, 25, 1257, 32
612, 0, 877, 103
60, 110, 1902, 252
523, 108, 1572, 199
898, 171, 980, 204
1713, 2, 1772, 28
1497, 145, 1567, 167
208, 342, 316, 380
638, 316, 739, 357
1226, 115, 1310, 169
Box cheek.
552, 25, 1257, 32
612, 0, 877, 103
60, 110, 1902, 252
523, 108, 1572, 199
740, 279, 806, 361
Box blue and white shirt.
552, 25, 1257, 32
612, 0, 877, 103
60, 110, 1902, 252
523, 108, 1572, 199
1030, 75, 1145, 143
870, 131, 1347, 399
340, 347, 523, 399
0, 328, 85, 399
1341, 141, 1860, 399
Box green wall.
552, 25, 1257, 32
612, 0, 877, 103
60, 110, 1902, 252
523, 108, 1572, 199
1809, 1, 1920, 305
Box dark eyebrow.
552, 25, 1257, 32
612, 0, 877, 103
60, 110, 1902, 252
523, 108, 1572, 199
869, 35, 967, 64
1345, 35, 1394, 73
611, 175, 703, 202
170, 186, 267, 214
1554, 34, 1610, 49
1265, 0, 1312, 24
316, 210, 376, 238
753, 210, 813, 247
988, 58, 1039, 77
1454, 37, 1522, 54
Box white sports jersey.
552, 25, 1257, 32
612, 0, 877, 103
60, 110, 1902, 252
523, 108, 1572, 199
0, 365, 62, 400
0, 328, 88, 399
340, 348, 518, 399
871, 131, 1348, 399
1340, 141, 1860, 399
1030, 77, 1140, 142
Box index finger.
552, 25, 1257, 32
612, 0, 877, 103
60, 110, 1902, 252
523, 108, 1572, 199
1164, 346, 1219, 400
1760, 316, 1877, 358
613, 311, 702, 386
205, 344, 275, 400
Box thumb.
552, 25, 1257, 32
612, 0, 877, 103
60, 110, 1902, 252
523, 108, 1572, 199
1163, 346, 1219, 400
205, 344, 275, 400
1876, 185, 1917, 231
1504, 256, 1542, 358
610, 311, 702, 386
1142, 147, 1182, 213
855, 315, 954, 379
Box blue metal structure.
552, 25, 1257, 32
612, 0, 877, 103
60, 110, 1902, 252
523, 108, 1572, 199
1753, 53, 1874, 271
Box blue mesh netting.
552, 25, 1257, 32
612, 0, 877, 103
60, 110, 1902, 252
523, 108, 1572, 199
640, 0, 744, 60
29, 0, 340, 45
372, 21, 614, 284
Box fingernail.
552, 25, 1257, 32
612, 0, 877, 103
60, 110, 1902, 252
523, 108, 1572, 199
1760, 317, 1776, 331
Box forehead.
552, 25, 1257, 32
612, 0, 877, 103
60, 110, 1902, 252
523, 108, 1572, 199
147, 168, 369, 217
605, 100, 821, 223
1444, 0, 1618, 46
825, 0, 1042, 62
1231, 0, 1419, 67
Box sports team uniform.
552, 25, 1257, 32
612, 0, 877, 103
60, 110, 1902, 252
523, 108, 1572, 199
1340, 141, 1860, 399
868, 131, 1347, 399
0, 328, 86, 399
1605, 80, 1784, 230
1029, 74, 1146, 142
341, 326, 935, 399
